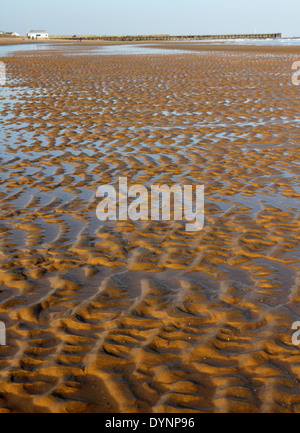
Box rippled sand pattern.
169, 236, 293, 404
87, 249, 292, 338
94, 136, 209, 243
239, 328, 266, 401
0, 48, 299, 413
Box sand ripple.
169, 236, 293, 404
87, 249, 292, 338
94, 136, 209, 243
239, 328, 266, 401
0, 47, 299, 412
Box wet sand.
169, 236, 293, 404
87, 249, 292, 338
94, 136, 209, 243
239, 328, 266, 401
0, 44, 299, 413
1, 37, 300, 54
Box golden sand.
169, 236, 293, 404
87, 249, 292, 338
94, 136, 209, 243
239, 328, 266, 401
0, 45, 299, 413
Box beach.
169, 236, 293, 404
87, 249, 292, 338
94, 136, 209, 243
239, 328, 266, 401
1, 36, 300, 53
0, 42, 299, 413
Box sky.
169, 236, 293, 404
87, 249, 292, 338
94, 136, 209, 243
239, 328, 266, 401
1, 0, 299, 37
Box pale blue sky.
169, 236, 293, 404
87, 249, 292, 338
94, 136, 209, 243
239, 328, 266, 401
1, 0, 299, 37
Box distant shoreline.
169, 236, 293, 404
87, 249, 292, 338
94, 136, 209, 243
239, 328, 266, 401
0, 37, 299, 54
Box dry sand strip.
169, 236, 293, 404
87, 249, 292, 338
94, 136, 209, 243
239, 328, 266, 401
0, 37, 161, 47
149, 42, 300, 55
0, 37, 57, 46
0, 45, 299, 413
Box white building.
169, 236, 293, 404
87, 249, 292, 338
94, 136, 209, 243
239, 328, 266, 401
27, 30, 49, 39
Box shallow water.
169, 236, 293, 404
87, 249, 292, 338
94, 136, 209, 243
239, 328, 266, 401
1, 37, 300, 59
173, 37, 300, 46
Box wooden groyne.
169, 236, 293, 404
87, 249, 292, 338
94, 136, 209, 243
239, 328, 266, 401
171, 33, 282, 40
54, 33, 282, 42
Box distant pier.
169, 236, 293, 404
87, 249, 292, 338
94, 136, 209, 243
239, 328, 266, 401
58, 33, 282, 42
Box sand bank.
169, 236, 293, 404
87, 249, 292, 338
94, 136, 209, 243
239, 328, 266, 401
0, 45, 299, 413
149, 42, 300, 55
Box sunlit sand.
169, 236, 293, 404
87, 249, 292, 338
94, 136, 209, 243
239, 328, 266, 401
0, 43, 299, 413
